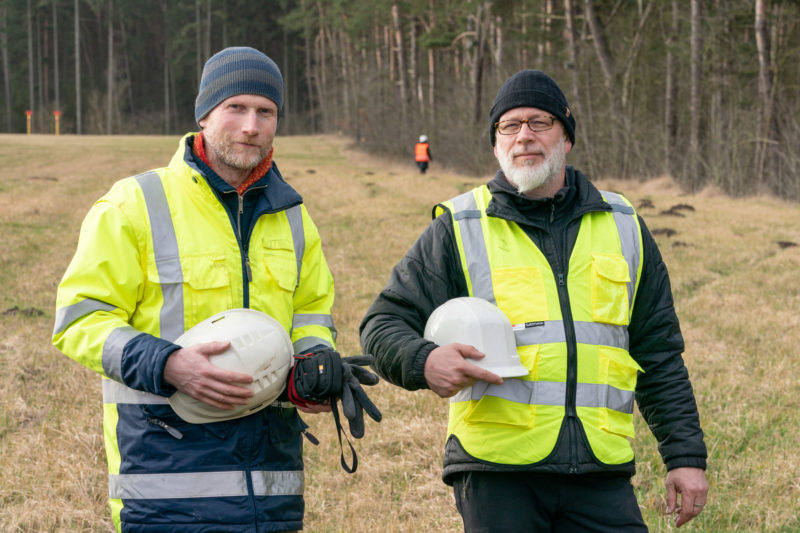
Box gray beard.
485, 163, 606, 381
497, 137, 565, 194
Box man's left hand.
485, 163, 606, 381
665, 467, 709, 527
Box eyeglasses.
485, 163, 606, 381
495, 116, 556, 135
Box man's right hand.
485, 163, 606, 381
163, 341, 254, 410
424, 343, 503, 398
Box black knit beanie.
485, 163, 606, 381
489, 69, 576, 147
195, 47, 284, 125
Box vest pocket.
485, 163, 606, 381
597, 346, 642, 438
590, 253, 630, 326
464, 395, 536, 429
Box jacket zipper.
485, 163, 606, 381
547, 200, 580, 474
146, 417, 184, 439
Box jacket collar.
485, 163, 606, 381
178, 134, 303, 213
486, 165, 610, 228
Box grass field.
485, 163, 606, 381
1, 133, 799, 532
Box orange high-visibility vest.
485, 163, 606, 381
415, 142, 430, 162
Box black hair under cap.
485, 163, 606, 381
489, 69, 576, 147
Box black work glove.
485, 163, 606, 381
339, 355, 382, 438
287, 347, 382, 472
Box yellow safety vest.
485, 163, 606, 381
436, 185, 643, 466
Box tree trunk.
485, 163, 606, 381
195, 0, 202, 87
163, 2, 170, 133
53, 0, 60, 112
664, 0, 678, 175
584, 0, 616, 108
301, 0, 315, 132
120, 16, 134, 115
754, 0, 773, 184
0, 3, 11, 131
107, 0, 113, 134
391, 4, 407, 121
689, 0, 703, 188
27, 0, 34, 114
74, 0, 81, 134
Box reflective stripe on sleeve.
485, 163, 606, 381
292, 337, 333, 354
135, 171, 185, 342
102, 326, 140, 382
53, 298, 116, 336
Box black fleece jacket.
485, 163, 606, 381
359, 166, 707, 483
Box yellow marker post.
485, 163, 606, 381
25, 110, 33, 135
53, 110, 61, 136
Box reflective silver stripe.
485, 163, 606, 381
102, 378, 169, 404
251, 470, 304, 497
514, 321, 567, 345
136, 171, 184, 342
109, 471, 248, 499
102, 326, 140, 381
292, 313, 337, 344
451, 191, 495, 302
573, 321, 629, 351
601, 191, 641, 313
576, 382, 635, 414
292, 336, 333, 354
285, 205, 305, 289
453, 379, 634, 414
292, 313, 335, 330
53, 298, 115, 336
470, 379, 567, 406
109, 470, 303, 500
513, 321, 627, 350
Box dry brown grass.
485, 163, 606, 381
1, 134, 799, 532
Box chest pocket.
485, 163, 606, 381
590, 252, 630, 326
182, 254, 233, 324
261, 238, 298, 292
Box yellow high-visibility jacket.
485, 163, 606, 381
52, 134, 336, 532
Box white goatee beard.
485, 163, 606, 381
497, 136, 566, 194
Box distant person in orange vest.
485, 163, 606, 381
415, 135, 433, 173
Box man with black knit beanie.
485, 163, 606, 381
54, 47, 340, 532
361, 69, 709, 531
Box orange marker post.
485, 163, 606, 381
25, 110, 33, 135
53, 110, 62, 136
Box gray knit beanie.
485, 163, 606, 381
489, 69, 575, 147
195, 47, 284, 125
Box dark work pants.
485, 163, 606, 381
452, 471, 648, 533
416, 161, 429, 173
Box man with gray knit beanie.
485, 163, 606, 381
361, 69, 708, 531
54, 46, 340, 533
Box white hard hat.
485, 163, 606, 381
169, 308, 293, 424
424, 297, 529, 378
419, 135, 428, 143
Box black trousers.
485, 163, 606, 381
452, 471, 648, 533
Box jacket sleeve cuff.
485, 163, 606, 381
408, 342, 437, 390
121, 333, 182, 396
665, 456, 707, 471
